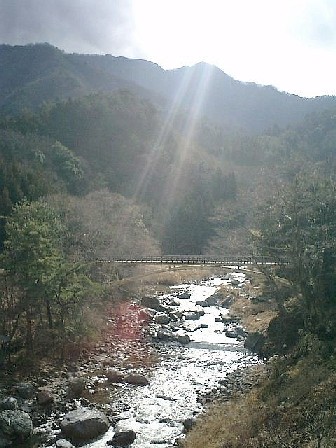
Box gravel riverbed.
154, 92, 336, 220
0, 271, 263, 448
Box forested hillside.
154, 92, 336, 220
2, 43, 336, 132
1, 42, 336, 447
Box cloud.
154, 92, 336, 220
291, 0, 336, 49
0, 0, 137, 55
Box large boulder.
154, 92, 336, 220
109, 430, 136, 446
60, 408, 109, 445
123, 374, 149, 386
154, 313, 171, 325
67, 377, 86, 399
0, 410, 33, 443
37, 388, 55, 406
140, 296, 165, 312
155, 329, 174, 341
106, 369, 124, 383
176, 334, 190, 345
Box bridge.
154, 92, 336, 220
102, 255, 288, 266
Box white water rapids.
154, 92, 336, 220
83, 273, 259, 448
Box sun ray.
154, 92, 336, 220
160, 64, 215, 211
132, 65, 195, 201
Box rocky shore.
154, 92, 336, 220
0, 269, 269, 448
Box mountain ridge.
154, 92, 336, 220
1, 43, 336, 132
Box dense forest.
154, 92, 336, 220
1, 43, 336, 446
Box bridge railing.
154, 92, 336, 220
98, 255, 288, 265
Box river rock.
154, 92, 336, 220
155, 329, 174, 341
182, 417, 196, 432
221, 296, 234, 307
225, 330, 239, 338
106, 369, 124, 383
176, 334, 190, 345
195, 300, 209, 307
60, 408, 109, 444
67, 377, 86, 398
154, 313, 171, 325
56, 439, 75, 448
140, 296, 165, 312
37, 388, 55, 406
123, 374, 149, 386
0, 410, 33, 442
184, 310, 204, 321
177, 292, 191, 299
205, 292, 222, 306
108, 429, 136, 446
166, 298, 180, 307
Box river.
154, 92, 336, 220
80, 272, 259, 448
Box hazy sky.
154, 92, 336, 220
0, 0, 335, 97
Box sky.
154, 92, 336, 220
0, 0, 335, 98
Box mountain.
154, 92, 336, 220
1, 43, 336, 132
0, 43, 152, 113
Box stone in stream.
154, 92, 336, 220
140, 296, 166, 312
155, 329, 174, 341
177, 292, 191, 299
184, 310, 204, 321
195, 300, 209, 307
0, 410, 33, 444
225, 330, 240, 338
154, 313, 171, 325
56, 439, 75, 448
176, 334, 190, 344
123, 373, 149, 386
108, 429, 136, 446
204, 292, 222, 306
106, 369, 124, 383
166, 297, 180, 307
60, 408, 109, 445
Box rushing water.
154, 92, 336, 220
82, 274, 259, 448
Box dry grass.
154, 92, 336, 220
184, 392, 266, 448
109, 264, 220, 297
184, 361, 336, 447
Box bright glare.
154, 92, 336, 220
132, 0, 336, 97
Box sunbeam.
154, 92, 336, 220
161, 64, 215, 211
132, 64, 196, 201
133, 63, 215, 217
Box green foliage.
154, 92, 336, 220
257, 168, 336, 338
0, 128, 85, 248
161, 188, 214, 255
0, 200, 100, 359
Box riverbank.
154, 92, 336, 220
0, 264, 276, 447
182, 267, 336, 448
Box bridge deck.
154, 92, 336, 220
102, 255, 287, 265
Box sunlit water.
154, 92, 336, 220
83, 275, 258, 448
